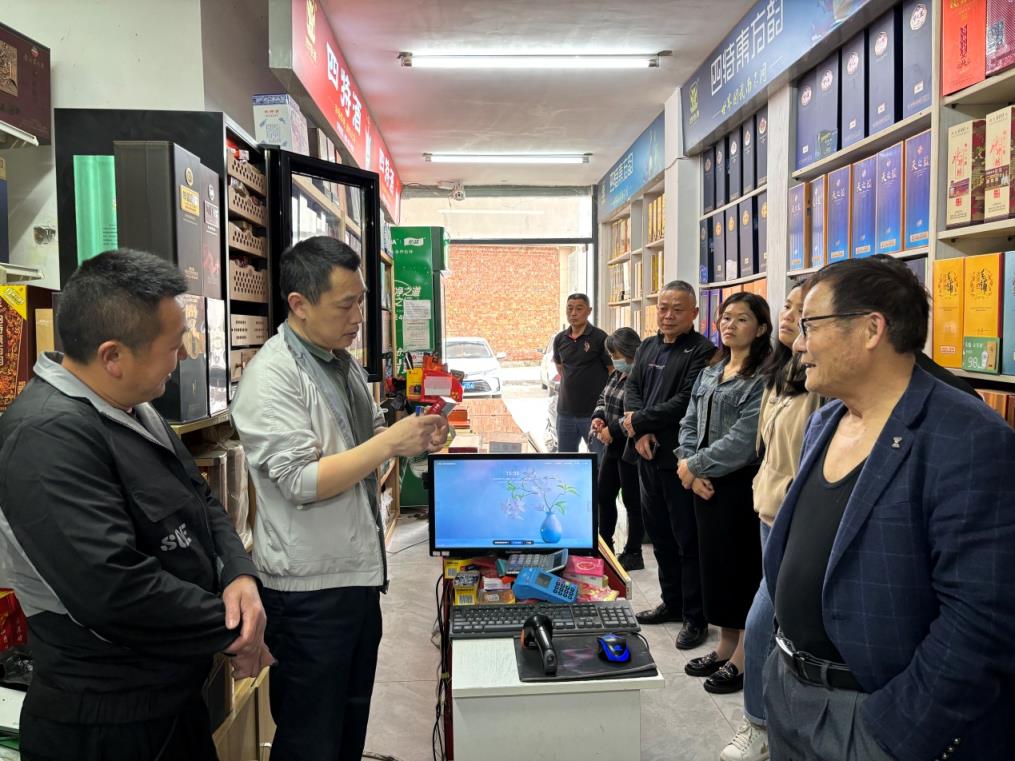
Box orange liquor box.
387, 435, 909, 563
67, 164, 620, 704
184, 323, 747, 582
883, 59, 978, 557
942, 0, 987, 96
963, 253, 1004, 338
933, 258, 965, 367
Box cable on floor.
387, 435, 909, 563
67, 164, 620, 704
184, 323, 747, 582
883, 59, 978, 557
432, 573, 450, 761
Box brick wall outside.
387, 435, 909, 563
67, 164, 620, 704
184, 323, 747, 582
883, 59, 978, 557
445, 245, 563, 362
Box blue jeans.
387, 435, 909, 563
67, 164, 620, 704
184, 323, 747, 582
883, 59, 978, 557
743, 521, 775, 726
556, 413, 603, 458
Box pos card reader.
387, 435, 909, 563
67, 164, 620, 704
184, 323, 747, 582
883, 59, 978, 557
512, 568, 578, 604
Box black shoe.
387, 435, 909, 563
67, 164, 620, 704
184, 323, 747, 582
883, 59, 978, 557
636, 603, 682, 625
684, 650, 728, 677
704, 662, 744, 694
617, 551, 645, 571
675, 622, 708, 649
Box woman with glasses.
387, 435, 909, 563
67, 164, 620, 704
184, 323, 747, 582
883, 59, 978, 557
675, 292, 772, 695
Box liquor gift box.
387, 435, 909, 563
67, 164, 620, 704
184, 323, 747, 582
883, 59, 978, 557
698, 289, 711, 336
0, 286, 53, 413
788, 184, 811, 271
715, 136, 728, 209
756, 105, 769, 186
742, 115, 756, 194
985, 106, 1015, 221
206, 297, 227, 416
905, 130, 932, 247
114, 141, 203, 296
702, 146, 716, 214
933, 258, 965, 368
796, 69, 818, 169
815, 52, 840, 160
699, 219, 713, 284
739, 197, 756, 276
902, 0, 932, 117
727, 126, 742, 202
851, 157, 877, 258
946, 119, 986, 228
712, 215, 726, 282
199, 165, 223, 300
1003, 250, 1015, 375
725, 208, 740, 280
963, 253, 1004, 341
154, 293, 209, 423
827, 165, 852, 262
987, 0, 1015, 76
868, 8, 902, 134
810, 175, 827, 268
875, 142, 905, 255
841, 31, 868, 149
942, 0, 987, 95
757, 192, 769, 273
0, 24, 51, 146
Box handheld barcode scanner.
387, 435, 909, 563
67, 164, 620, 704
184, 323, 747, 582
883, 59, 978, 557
521, 613, 558, 675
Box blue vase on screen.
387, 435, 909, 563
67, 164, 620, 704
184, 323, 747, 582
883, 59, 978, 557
540, 513, 563, 544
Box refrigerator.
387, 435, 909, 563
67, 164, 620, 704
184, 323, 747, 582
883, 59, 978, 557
391, 226, 450, 375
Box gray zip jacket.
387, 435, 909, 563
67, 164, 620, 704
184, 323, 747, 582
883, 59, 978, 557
231, 327, 387, 592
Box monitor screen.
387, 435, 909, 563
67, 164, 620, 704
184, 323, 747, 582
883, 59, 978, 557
428, 453, 598, 554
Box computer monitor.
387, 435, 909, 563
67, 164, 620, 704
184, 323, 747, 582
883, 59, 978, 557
428, 453, 598, 556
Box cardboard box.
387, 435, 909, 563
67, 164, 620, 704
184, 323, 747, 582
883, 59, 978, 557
114, 141, 204, 296
840, 31, 868, 149
788, 184, 811, 271
946, 119, 987, 228
742, 115, 756, 194
902, 0, 933, 117
943, 0, 987, 95
988, 0, 1015, 75
702, 146, 715, 214
725, 208, 739, 279
796, 68, 818, 169
827, 165, 853, 262
933, 258, 965, 367
739, 197, 757, 276
985, 106, 1015, 221
206, 298, 227, 416
851, 157, 877, 258
712, 215, 726, 282
714, 135, 728, 209
876, 142, 905, 255
727, 126, 742, 202
868, 8, 902, 134
757, 192, 768, 273
815, 51, 840, 159
756, 105, 769, 186
963, 253, 1004, 340
252, 94, 310, 156
905, 130, 933, 247
199, 165, 223, 300
1003, 250, 1015, 375
699, 219, 713, 284
809, 175, 827, 268
154, 293, 208, 423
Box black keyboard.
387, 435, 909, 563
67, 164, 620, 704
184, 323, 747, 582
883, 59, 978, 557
449, 600, 640, 639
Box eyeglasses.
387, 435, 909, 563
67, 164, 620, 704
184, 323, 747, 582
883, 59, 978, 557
798, 312, 873, 339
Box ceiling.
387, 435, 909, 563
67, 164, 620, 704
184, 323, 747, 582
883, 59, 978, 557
322, 0, 756, 188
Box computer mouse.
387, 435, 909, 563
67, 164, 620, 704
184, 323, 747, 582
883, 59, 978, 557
596, 633, 630, 663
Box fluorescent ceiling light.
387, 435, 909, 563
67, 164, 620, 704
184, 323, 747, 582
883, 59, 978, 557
399, 52, 668, 70
425, 153, 591, 165
438, 208, 546, 215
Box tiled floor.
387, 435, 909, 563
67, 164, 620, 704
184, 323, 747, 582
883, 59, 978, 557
365, 513, 745, 761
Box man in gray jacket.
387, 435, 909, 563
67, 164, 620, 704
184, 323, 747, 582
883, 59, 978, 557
231, 236, 446, 761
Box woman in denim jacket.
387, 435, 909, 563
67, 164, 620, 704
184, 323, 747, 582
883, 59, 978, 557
675, 292, 772, 695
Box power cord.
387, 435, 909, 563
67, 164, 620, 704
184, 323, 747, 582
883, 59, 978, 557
432, 573, 450, 761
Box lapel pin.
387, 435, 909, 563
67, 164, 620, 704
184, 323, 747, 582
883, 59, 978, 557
891, 436, 903, 449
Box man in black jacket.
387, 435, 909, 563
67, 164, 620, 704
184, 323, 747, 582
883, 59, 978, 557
623, 280, 716, 649
0, 250, 270, 761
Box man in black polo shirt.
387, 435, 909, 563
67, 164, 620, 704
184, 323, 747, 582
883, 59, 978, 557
552, 293, 612, 453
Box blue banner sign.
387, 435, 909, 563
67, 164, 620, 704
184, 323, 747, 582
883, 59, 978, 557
598, 112, 665, 216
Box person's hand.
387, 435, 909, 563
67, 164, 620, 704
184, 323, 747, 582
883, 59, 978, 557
677, 458, 694, 489
222, 575, 266, 659
622, 412, 636, 438
229, 642, 275, 680
590, 418, 605, 433
382, 414, 446, 457
597, 427, 613, 445
634, 433, 657, 460
427, 418, 450, 452
691, 478, 715, 500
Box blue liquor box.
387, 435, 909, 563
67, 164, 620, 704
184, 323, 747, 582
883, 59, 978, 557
868, 7, 902, 134
715, 136, 728, 209
712, 214, 726, 282
876, 142, 905, 255
840, 31, 868, 149
742, 115, 756, 194
739, 197, 756, 276
796, 68, 819, 169
815, 51, 840, 160
725, 207, 740, 279
852, 156, 877, 258
728, 125, 742, 202
756, 105, 769, 186
702, 146, 715, 214
788, 183, 811, 271
1003, 250, 1015, 375
698, 287, 711, 336
699, 219, 713, 284
827, 165, 852, 262
757, 192, 768, 273
905, 130, 932, 248
810, 175, 827, 268
902, 0, 932, 118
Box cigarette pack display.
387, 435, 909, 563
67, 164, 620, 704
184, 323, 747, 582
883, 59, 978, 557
206, 298, 227, 416
815, 51, 840, 159
963, 253, 1004, 341
904, 130, 932, 247
851, 157, 877, 258
876, 142, 905, 255
699, 219, 713, 284
742, 115, 756, 194
942, 0, 987, 95
702, 146, 715, 214
712, 215, 726, 282
788, 184, 811, 271
840, 31, 868, 148
1003, 251, 1015, 375
728, 127, 742, 202
715, 136, 728, 208
901, 0, 932, 117
199, 165, 223, 300
985, 106, 1015, 221
809, 176, 827, 268
739, 198, 757, 276
114, 141, 203, 296
796, 68, 818, 169
757, 192, 768, 273
756, 105, 769, 186
725, 208, 740, 280
868, 8, 902, 134
933, 258, 965, 368
987, 0, 1015, 75
946, 119, 986, 228
154, 293, 208, 423
827, 165, 852, 262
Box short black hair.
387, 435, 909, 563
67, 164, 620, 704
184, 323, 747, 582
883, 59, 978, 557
58, 249, 187, 363
660, 280, 697, 306
280, 236, 361, 309
715, 292, 773, 377
805, 256, 928, 353
566, 293, 590, 305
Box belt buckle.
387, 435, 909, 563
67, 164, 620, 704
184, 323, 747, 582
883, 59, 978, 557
792, 650, 811, 681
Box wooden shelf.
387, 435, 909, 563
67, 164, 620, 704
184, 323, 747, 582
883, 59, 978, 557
937, 218, 1015, 243
702, 272, 768, 288
786, 247, 930, 278
171, 410, 230, 436
700, 184, 768, 223
227, 155, 267, 196
607, 252, 631, 265
379, 459, 396, 485
791, 108, 932, 183
943, 67, 1015, 108
645, 238, 665, 249
646, 292, 660, 299
227, 187, 268, 227
380, 251, 393, 266
608, 299, 631, 306
952, 369, 1015, 384
227, 222, 267, 258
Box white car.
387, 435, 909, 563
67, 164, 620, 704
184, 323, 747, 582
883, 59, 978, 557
539, 335, 560, 396
446, 337, 505, 397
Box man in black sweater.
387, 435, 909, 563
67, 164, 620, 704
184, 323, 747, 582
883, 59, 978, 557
623, 280, 717, 649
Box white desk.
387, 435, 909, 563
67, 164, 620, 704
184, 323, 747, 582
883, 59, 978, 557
451, 638, 664, 761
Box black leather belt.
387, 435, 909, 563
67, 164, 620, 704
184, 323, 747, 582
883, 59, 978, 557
776, 634, 863, 691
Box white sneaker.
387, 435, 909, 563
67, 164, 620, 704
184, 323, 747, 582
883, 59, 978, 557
719, 720, 769, 761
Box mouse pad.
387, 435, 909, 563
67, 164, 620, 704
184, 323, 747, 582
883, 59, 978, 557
514, 633, 658, 682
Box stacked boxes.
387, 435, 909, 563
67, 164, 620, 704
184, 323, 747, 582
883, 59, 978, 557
788, 184, 811, 271
868, 8, 902, 134
827, 165, 853, 262
728, 126, 742, 202
757, 192, 769, 273
841, 32, 868, 148
875, 142, 905, 255
702, 147, 715, 214
905, 130, 932, 247
810, 176, 827, 268
712, 215, 726, 283
796, 69, 818, 169
901, 0, 933, 117
851, 157, 877, 258
739, 198, 756, 277
815, 51, 841, 160
725, 208, 739, 279
742, 115, 756, 194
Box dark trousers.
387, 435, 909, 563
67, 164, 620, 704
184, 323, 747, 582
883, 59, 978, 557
20, 692, 217, 761
262, 586, 382, 761
598, 454, 643, 554
638, 460, 704, 626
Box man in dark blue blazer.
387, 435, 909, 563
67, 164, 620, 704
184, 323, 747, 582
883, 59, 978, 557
763, 257, 1015, 761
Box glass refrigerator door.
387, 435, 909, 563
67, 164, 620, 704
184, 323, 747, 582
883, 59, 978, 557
265, 149, 383, 380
